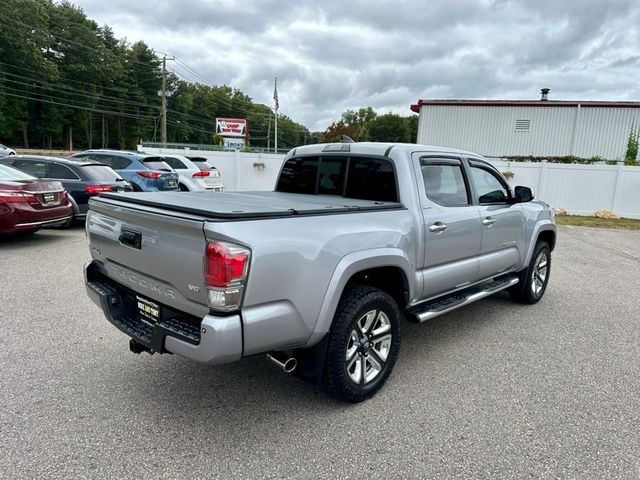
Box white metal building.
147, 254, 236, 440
411, 91, 640, 160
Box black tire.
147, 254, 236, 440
323, 285, 401, 403
509, 241, 551, 304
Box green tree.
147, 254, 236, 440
625, 124, 639, 165
368, 113, 411, 143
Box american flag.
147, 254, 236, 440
273, 77, 279, 111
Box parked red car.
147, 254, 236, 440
0, 163, 73, 234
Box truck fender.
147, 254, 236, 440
305, 248, 414, 347
523, 221, 556, 267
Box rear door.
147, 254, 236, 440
414, 155, 482, 299
466, 159, 526, 279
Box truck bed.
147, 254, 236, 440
95, 191, 403, 220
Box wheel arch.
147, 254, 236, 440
523, 222, 557, 267
305, 248, 414, 347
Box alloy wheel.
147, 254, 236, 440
531, 251, 549, 297
345, 309, 393, 385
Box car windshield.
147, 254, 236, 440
142, 157, 173, 172
79, 164, 125, 181
0, 163, 36, 181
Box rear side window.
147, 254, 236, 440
48, 163, 79, 180
277, 156, 398, 202
142, 157, 173, 172
163, 157, 188, 170
420, 159, 469, 207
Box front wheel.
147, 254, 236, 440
510, 241, 551, 304
323, 285, 401, 403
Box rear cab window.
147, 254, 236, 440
276, 156, 398, 202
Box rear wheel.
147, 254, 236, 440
510, 241, 551, 304
323, 285, 401, 403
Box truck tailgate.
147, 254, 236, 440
87, 198, 209, 318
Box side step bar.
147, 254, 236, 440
406, 276, 519, 323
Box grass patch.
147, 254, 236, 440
556, 215, 640, 230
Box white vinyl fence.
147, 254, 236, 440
141, 146, 640, 219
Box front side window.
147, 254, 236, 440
420, 160, 469, 207
469, 166, 509, 204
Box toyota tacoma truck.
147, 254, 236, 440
84, 142, 556, 402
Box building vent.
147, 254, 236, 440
515, 119, 531, 132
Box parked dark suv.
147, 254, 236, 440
1, 156, 131, 221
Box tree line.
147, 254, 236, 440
318, 107, 418, 144
0, 0, 309, 150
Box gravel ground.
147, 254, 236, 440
0, 225, 639, 479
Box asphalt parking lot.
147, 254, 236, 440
1, 225, 639, 479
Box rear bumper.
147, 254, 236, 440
84, 261, 242, 365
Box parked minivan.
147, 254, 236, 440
71, 150, 178, 192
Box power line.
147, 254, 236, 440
0, 75, 160, 112
0, 60, 158, 99
0, 89, 156, 120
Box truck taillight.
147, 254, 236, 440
205, 241, 250, 312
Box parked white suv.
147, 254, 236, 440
0, 144, 16, 157
161, 155, 223, 191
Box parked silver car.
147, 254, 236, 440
161, 155, 223, 192
0, 144, 16, 157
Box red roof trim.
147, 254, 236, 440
411, 99, 640, 110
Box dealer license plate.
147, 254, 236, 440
136, 295, 160, 323
167, 179, 176, 188
43, 192, 56, 204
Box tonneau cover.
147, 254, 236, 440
96, 191, 403, 220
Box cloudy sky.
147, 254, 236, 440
76, 0, 640, 131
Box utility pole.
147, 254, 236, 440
160, 54, 175, 145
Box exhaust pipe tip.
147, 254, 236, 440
267, 352, 297, 373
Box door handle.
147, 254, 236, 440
482, 217, 496, 226
429, 222, 448, 233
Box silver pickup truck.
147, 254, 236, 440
84, 142, 556, 402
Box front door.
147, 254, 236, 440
467, 160, 526, 280
415, 156, 482, 299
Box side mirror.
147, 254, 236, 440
514, 185, 534, 203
